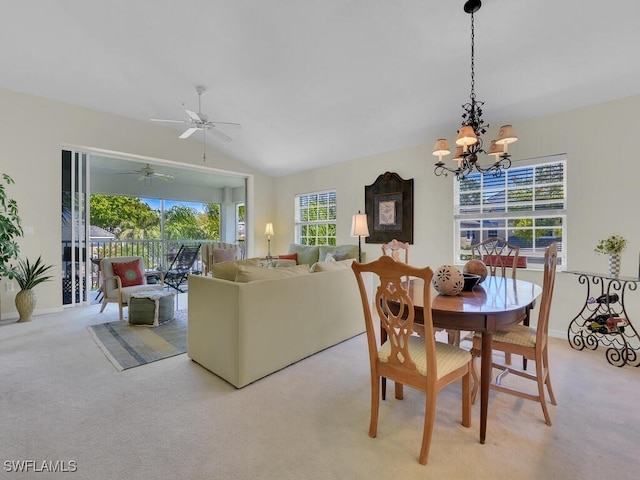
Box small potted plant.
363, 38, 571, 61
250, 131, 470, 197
594, 235, 627, 278
13, 256, 54, 322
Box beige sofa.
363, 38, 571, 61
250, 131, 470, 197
187, 261, 367, 388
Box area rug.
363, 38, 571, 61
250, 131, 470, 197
87, 310, 187, 371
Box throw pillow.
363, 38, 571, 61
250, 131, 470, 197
311, 259, 354, 272
325, 252, 349, 262
278, 253, 298, 264
234, 264, 311, 283
111, 260, 144, 287
287, 244, 320, 266
319, 245, 358, 261
210, 258, 261, 281
212, 248, 236, 263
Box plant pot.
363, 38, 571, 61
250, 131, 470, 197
608, 254, 621, 278
15, 289, 37, 322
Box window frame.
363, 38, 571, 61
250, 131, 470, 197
294, 189, 337, 246
454, 154, 567, 270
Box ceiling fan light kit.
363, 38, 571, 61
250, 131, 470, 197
433, 0, 518, 181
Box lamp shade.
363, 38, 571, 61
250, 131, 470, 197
495, 125, 518, 145
350, 213, 369, 237
456, 125, 478, 147
264, 223, 274, 236
432, 139, 451, 157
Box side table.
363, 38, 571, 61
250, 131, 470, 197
566, 271, 639, 367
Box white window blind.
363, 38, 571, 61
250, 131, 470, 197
455, 155, 566, 269
295, 190, 337, 246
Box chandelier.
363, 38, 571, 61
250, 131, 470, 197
433, 0, 517, 181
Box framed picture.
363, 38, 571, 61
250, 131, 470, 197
365, 172, 414, 244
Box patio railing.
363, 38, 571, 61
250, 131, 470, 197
62, 239, 239, 291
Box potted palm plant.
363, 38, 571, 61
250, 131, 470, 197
0, 173, 23, 320
13, 256, 54, 322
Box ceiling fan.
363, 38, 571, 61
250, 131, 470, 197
150, 86, 241, 142
118, 163, 175, 182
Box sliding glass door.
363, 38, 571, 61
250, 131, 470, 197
61, 150, 90, 306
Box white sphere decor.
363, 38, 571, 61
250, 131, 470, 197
432, 265, 464, 296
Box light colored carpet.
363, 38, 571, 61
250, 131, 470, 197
1, 304, 639, 480
87, 311, 187, 371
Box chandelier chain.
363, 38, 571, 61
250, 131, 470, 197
470, 11, 475, 102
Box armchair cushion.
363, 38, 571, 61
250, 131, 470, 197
111, 260, 144, 287
212, 248, 236, 264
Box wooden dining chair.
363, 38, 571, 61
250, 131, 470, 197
470, 242, 558, 426
351, 255, 472, 465
471, 236, 522, 280
469, 236, 524, 364
381, 238, 410, 263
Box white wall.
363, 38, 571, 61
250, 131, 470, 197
273, 94, 640, 336
0, 87, 275, 317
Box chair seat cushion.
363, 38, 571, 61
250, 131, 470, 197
474, 324, 537, 347
378, 335, 470, 378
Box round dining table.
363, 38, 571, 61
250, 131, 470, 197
400, 275, 542, 443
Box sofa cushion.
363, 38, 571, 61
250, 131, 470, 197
274, 259, 297, 268
212, 248, 236, 263
311, 259, 354, 272
235, 264, 311, 283
211, 258, 260, 281
111, 260, 144, 287
319, 245, 358, 262
287, 244, 320, 265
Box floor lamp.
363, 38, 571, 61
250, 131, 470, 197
264, 223, 274, 261
350, 211, 369, 263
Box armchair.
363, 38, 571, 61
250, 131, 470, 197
99, 256, 165, 321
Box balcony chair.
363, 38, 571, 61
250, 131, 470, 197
99, 256, 165, 321
470, 242, 558, 426
163, 244, 202, 293
351, 255, 472, 465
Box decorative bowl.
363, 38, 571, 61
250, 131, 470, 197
462, 273, 481, 291
463, 259, 488, 283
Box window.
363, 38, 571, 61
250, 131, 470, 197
295, 190, 337, 245
455, 155, 566, 269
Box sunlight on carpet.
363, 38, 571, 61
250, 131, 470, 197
87, 310, 187, 371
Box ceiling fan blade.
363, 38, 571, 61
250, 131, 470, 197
150, 118, 189, 124
154, 172, 174, 179
209, 121, 241, 128
137, 175, 146, 181
185, 109, 203, 122
179, 127, 199, 139
208, 128, 233, 142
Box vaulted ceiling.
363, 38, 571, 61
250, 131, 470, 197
2, 1, 639, 176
